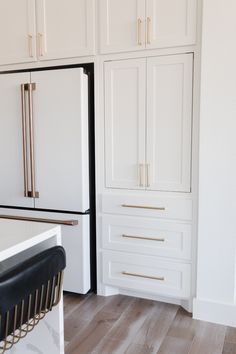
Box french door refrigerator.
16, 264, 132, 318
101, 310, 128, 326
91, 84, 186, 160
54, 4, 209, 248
0, 67, 91, 294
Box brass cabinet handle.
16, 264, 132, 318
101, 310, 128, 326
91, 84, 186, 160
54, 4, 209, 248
38, 33, 44, 56
21, 84, 29, 198
147, 17, 151, 44
137, 18, 142, 45
122, 271, 164, 281
26, 83, 39, 199
0, 215, 79, 226
122, 234, 165, 242
121, 204, 165, 211
146, 163, 150, 187
139, 164, 145, 187
28, 35, 33, 57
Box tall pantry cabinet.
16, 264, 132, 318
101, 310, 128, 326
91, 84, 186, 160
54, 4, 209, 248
98, 0, 199, 310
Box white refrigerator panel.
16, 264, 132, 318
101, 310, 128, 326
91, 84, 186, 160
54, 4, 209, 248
32, 68, 89, 212
0, 72, 34, 208
0, 208, 91, 294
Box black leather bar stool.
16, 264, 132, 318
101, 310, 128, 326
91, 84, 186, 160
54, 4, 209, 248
0, 246, 66, 353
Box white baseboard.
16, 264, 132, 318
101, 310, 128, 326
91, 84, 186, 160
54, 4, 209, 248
193, 298, 236, 327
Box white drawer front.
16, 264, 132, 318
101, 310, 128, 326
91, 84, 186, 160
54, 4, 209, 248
102, 215, 192, 260
102, 193, 192, 221
102, 251, 191, 299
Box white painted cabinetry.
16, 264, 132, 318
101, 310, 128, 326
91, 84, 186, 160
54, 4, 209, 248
36, 0, 95, 60
105, 54, 193, 192
0, 0, 37, 65
99, 0, 197, 53
0, 0, 95, 65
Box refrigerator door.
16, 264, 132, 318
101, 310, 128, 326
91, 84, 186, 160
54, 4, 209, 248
0, 72, 34, 208
0, 208, 91, 294
32, 68, 89, 212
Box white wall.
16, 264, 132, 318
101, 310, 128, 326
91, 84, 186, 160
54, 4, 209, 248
193, 0, 236, 326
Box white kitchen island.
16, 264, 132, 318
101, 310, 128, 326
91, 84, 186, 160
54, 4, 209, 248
0, 219, 64, 354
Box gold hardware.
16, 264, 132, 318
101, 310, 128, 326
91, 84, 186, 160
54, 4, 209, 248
38, 33, 44, 56
122, 271, 164, 281
0, 215, 79, 226
146, 163, 150, 187
122, 234, 165, 242
26, 83, 39, 199
121, 204, 165, 211
139, 164, 145, 187
0, 271, 64, 353
137, 18, 142, 45
21, 84, 29, 198
147, 17, 151, 44
28, 35, 33, 57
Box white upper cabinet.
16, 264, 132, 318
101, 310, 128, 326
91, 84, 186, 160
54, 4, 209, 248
146, 54, 193, 192
104, 59, 146, 189
0, 72, 34, 208
146, 0, 197, 49
99, 0, 197, 53
100, 0, 145, 54
104, 54, 193, 192
0, 0, 36, 65
36, 0, 95, 60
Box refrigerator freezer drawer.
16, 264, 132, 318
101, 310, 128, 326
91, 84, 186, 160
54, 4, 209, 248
0, 208, 91, 294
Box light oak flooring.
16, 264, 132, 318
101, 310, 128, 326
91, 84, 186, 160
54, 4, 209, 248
64, 293, 236, 354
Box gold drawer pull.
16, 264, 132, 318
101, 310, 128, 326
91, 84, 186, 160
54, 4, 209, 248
0, 215, 78, 226
121, 204, 165, 211
122, 271, 164, 282
137, 18, 142, 45
122, 234, 165, 242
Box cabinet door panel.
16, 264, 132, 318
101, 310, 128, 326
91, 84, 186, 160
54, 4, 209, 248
32, 68, 89, 212
0, 73, 34, 207
146, 54, 193, 192
36, 0, 95, 60
0, 0, 36, 65
100, 0, 145, 53
146, 0, 197, 48
105, 59, 146, 190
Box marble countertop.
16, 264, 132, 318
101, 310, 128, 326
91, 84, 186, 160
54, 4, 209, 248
0, 219, 60, 262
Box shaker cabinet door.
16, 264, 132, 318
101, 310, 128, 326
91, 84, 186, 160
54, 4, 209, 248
0, 0, 36, 65
36, 0, 95, 60
104, 59, 146, 190
146, 0, 197, 49
0, 72, 34, 207
146, 54, 193, 192
100, 0, 145, 53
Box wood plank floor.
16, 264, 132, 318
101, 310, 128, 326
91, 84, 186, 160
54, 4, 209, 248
64, 293, 236, 354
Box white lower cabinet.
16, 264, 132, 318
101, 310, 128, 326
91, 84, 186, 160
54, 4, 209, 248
0, 208, 90, 294
102, 215, 192, 260
102, 250, 191, 298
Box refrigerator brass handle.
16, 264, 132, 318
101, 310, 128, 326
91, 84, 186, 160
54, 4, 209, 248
0, 215, 79, 226
21, 84, 29, 198
122, 234, 165, 242
147, 17, 151, 44
121, 204, 165, 211
26, 83, 39, 199
146, 163, 150, 187
137, 18, 142, 45
122, 271, 164, 282
139, 164, 145, 187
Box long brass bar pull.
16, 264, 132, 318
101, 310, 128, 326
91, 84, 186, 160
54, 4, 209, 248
121, 204, 165, 211
0, 215, 79, 226
122, 234, 165, 242
137, 18, 142, 45
21, 84, 29, 198
147, 17, 151, 44
122, 271, 165, 282
26, 83, 39, 198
